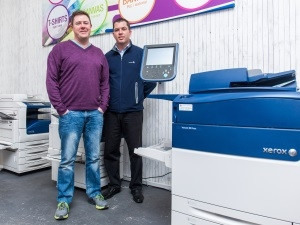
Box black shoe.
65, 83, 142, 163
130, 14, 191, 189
102, 186, 121, 200
131, 189, 144, 203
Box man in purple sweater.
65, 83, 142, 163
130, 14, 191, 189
46, 10, 109, 220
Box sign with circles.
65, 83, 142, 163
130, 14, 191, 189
42, 0, 234, 46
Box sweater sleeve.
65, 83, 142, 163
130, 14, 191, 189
99, 55, 110, 112
46, 47, 68, 115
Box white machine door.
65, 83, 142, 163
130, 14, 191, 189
172, 148, 299, 225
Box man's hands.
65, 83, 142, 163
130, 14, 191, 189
98, 107, 104, 113
63, 109, 69, 115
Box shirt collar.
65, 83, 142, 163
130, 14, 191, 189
113, 42, 131, 53
72, 40, 91, 49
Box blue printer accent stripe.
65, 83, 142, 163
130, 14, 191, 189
24, 102, 51, 109
173, 95, 300, 129
172, 123, 300, 162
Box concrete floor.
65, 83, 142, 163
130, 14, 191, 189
0, 168, 171, 225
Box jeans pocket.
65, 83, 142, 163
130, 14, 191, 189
60, 110, 71, 118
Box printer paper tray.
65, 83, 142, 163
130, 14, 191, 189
172, 196, 291, 225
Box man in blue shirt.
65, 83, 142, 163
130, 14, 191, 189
103, 18, 156, 203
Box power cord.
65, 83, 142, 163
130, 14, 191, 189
142, 172, 172, 180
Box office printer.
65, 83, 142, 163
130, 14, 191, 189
136, 68, 300, 225
0, 94, 51, 173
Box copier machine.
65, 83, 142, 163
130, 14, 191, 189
136, 68, 300, 225
0, 94, 51, 173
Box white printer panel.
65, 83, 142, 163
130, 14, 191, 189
50, 114, 59, 125
0, 102, 49, 143
0, 122, 49, 143
2, 151, 50, 173
172, 211, 221, 225
2, 139, 48, 160
172, 195, 291, 225
0, 120, 19, 142
1, 139, 48, 152
0, 94, 28, 102
2, 140, 50, 173
171, 148, 298, 225
0, 102, 26, 127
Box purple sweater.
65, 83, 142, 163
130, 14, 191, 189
46, 40, 110, 115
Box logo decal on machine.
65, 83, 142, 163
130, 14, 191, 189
262, 148, 297, 157
181, 126, 196, 130
288, 149, 297, 157
179, 104, 193, 111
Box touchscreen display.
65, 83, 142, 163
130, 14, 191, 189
146, 47, 174, 65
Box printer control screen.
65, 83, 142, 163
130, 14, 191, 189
146, 47, 174, 65
141, 43, 179, 82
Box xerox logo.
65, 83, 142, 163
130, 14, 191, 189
263, 148, 297, 157
263, 147, 287, 155
288, 149, 297, 157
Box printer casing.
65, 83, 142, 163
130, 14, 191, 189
170, 68, 300, 225
0, 94, 51, 173
134, 68, 300, 224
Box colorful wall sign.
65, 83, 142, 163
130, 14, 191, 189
42, 0, 235, 46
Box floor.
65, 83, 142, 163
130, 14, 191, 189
0, 168, 171, 225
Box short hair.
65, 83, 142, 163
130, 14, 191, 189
113, 18, 131, 30
70, 10, 91, 25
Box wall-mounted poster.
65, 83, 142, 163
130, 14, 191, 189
42, 0, 235, 46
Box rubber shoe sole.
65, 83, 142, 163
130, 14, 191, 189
54, 214, 68, 220
54, 202, 69, 220
95, 204, 109, 210
88, 196, 109, 210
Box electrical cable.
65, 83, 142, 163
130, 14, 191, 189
142, 172, 171, 180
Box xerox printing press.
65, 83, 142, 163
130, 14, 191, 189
137, 67, 300, 225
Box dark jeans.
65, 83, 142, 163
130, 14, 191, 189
103, 111, 143, 190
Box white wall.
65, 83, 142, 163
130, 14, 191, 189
1, 0, 299, 189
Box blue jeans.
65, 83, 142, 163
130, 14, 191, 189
57, 110, 103, 204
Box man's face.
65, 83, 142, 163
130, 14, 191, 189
113, 21, 132, 46
72, 15, 92, 42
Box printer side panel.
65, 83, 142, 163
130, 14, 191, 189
172, 148, 300, 224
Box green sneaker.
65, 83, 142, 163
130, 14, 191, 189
54, 202, 69, 220
91, 194, 109, 210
